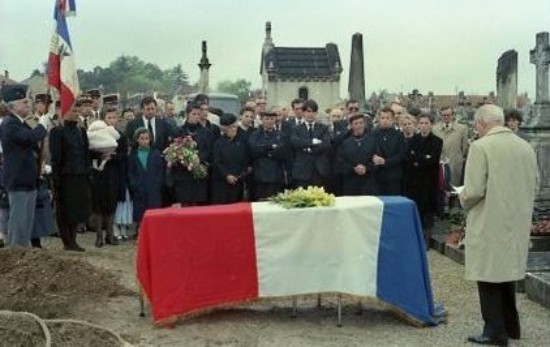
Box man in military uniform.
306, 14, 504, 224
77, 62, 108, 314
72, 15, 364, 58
0, 85, 48, 247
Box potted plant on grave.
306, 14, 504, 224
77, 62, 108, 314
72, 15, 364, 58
445, 207, 467, 248
530, 217, 550, 252
531, 218, 550, 236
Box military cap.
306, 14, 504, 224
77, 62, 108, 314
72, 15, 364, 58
35, 93, 53, 104
1, 84, 28, 103
260, 112, 277, 118
220, 113, 237, 126
102, 94, 119, 105
86, 89, 101, 99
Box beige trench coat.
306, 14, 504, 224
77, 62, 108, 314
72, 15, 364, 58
433, 121, 469, 186
459, 126, 538, 282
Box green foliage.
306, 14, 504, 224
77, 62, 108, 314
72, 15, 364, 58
216, 79, 251, 103
448, 207, 467, 230
78, 55, 190, 98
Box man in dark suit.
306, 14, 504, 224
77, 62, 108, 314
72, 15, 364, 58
125, 96, 173, 151
290, 99, 331, 189
371, 106, 407, 195
286, 98, 305, 128
0, 84, 48, 247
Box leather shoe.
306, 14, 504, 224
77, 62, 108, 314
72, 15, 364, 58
467, 334, 508, 346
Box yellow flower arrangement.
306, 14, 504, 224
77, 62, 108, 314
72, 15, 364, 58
270, 186, 335, 209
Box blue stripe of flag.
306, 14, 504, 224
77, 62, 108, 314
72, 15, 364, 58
376, 196, 436, 325
55, 8, 72, 49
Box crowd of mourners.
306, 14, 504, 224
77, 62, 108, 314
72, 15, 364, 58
0, 85, 528, 251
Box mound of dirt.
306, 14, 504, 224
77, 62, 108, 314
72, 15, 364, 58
46, 321, 125, 347
0, 312, 47, 347
0, 248, 134, 318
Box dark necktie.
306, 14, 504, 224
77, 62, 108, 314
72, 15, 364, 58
148, 120, 155, 144
308, 123, 314, 139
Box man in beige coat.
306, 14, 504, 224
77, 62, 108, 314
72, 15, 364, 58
459, 105, 538, 346
433, 106, 469, 186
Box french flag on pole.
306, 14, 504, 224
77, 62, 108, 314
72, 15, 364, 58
47, 0, 79, 116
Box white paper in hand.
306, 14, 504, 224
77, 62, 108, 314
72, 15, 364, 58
452, 185, 465, 195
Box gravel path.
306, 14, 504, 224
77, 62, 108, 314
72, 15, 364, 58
42, 234, 550, 347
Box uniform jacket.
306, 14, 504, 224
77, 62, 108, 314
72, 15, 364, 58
0, 113, 47, 191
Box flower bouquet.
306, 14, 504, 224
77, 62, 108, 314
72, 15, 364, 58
270, 186, 335, 209
163, 136, 208, 179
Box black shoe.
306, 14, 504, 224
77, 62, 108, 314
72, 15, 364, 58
467, 334, 508, 346
64, 244, 86, 252
0, 239, 4, 248
507, 332, 520, 340
105, 235, 119, 245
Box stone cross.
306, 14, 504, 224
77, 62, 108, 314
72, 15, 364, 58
530, 32, 550, 104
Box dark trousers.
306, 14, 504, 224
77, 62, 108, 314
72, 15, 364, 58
254, 182, 283, 201
477, 281, 520, 339
377, 180, 401, 195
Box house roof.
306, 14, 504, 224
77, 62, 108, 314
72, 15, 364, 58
262, 44, 342, 77
0, 75, 19, 86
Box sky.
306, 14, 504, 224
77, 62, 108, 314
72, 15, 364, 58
1, 0, 549, 98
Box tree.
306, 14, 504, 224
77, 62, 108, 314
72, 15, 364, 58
76, 55, 190, 98
217, 79, 251, 103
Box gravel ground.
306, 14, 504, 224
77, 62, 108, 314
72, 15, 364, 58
40, 233, 550, 347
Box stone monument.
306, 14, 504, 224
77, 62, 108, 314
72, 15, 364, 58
198, 41, 211, 94
348, 33, 367, 111
523, 32, 550, 215
496, 50, 518, 109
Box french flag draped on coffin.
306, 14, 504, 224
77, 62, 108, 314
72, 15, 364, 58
137, 196, 438, 326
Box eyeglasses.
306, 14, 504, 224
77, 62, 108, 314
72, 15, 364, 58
348, 107, 359, 111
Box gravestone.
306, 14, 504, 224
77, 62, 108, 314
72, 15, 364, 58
523, 32, 550, 216
495, 49, 517, 110
525, 272, 550, 308
348, 33, 367, 111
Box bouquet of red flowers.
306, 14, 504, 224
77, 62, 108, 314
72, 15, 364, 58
163, 136, 208, 179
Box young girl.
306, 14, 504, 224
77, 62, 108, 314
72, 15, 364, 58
128, 128, 164, 235
87, 107, 127, 247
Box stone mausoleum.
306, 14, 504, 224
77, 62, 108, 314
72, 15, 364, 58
260, 22, 342, 109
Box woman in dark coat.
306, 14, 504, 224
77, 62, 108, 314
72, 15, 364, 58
88, 107, 128, 247
171, 102, 214, 206
128, 128, 164, 233
403, 113, 443, 248
336, 114, 377, 196
49, 101, 92, 252
210, 114, 250, 204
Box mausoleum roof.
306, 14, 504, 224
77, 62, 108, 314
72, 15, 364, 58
262, 44, 343, 78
